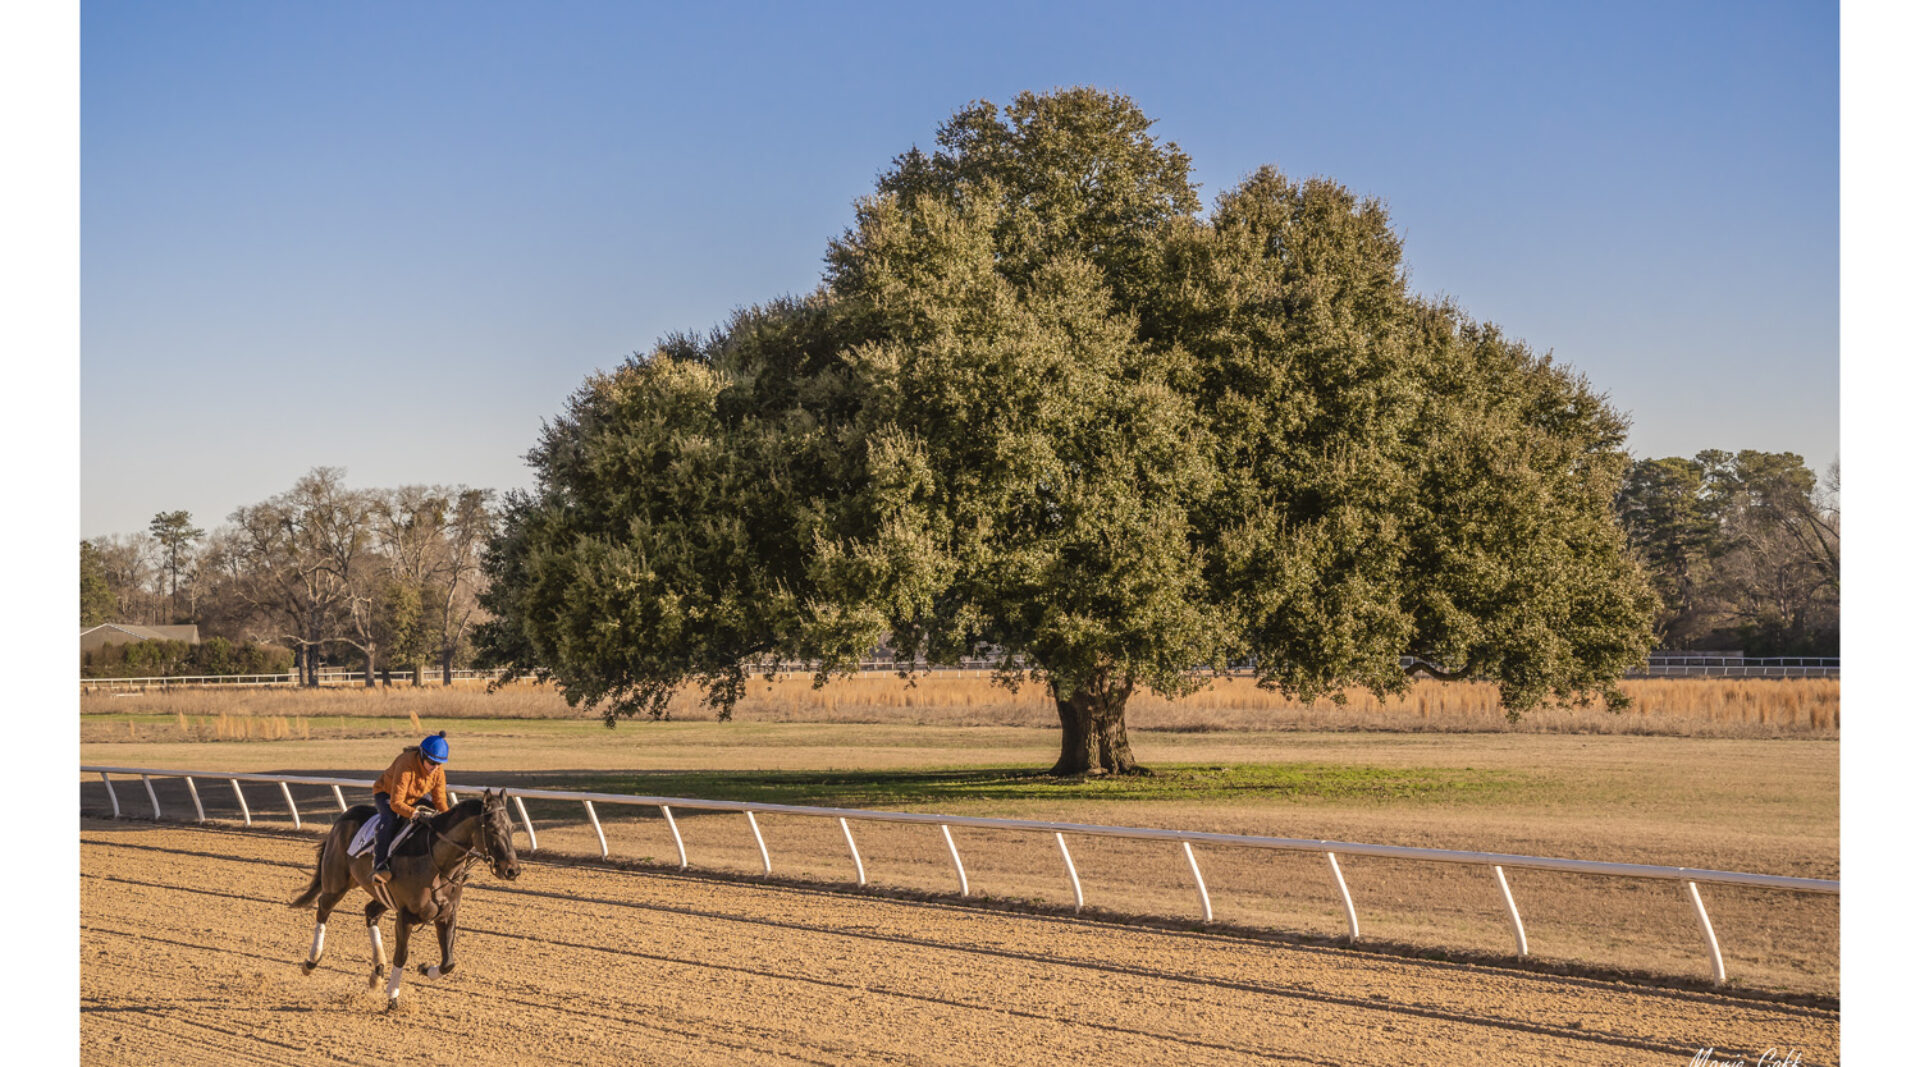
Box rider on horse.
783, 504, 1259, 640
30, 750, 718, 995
371, 731, 451, 884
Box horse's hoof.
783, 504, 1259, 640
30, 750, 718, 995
368, 969, 384, 990
301, 961, 316, 976
385, 998, 400, 1013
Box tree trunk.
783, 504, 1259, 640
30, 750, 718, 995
364, 646, 378, 687
1048, 678, 1145, 776
441, 647, 454, 687
1050, 688, 1098, 776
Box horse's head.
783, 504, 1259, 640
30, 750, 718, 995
479, 789, 522, 880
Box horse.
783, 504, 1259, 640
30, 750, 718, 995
289, 787, 521, 1009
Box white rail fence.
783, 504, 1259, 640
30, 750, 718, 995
1631, 655, 1838, 678
78, 655, 1840, 693
79, 764, 1837, 986
80, 668, 502, 692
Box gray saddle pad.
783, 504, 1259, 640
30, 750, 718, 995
348, 817, 417, 859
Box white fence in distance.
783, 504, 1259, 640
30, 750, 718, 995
79, 654, 1839, 692
1631, 655, 1838, 678
79, 668, 504, 692
80, 764, 1838, 986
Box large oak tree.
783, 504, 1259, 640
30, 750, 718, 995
479, 89, 1655, 774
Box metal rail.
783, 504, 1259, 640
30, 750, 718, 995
80, 668, 504, 691
81, 655, 1840, 691
80, 764, 1837, 985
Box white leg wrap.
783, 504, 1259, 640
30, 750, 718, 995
386, 963, 404, 1001
309, 923, 326, 963
425, 964, 442, 979
368, 924, 386, 966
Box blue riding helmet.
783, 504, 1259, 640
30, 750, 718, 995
420, 733, 450, 764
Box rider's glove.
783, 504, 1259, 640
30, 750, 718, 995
411, 807, 433, 822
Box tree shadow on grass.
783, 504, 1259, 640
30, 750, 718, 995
446, 764, 1520, 812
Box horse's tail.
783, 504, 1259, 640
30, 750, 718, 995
288, 836, 328, 909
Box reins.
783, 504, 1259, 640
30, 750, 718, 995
420, 804, 503, 881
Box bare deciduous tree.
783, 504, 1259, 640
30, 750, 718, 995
225, 468, 370, 686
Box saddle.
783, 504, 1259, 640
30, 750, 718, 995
347, 815, 423, 860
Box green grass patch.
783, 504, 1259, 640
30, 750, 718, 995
524, 762, 1522, 809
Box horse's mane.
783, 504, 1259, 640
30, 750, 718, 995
430, 796, 487, 829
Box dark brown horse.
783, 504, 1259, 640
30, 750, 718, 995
289, 788, 520, 1008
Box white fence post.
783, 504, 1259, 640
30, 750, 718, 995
99, 772, 121, 818
279, 782, 301, 829
941, 824, 969, 896
1686, 880, 1728, 985
745, 811, 771, 875
511, 795, 538, 851
1492, 865, 1528, 956
1056, 832, 1084, 912
839, 817, 866, 885
584, 801, 608, 858
71, 763, 1839, 985
229, 779, 251, 826
661, 805, 687, 868
331, 785, 347, 812
1327, 852, 1359, 943
184, 776, 205, 823
1182, 841, 1214, 923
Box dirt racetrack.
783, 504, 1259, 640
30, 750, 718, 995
80, 818, 1837, 1065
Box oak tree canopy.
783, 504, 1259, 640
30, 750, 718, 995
478, 88, 1656, 775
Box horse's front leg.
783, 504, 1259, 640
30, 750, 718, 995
384, 911, 414, 1009
421, 916, 458, 978
363, 899, 389, 989
422, 886, 461, 979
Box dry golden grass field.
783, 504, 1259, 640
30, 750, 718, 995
80, 675, 1838, 1003
81, 673, 1839, 738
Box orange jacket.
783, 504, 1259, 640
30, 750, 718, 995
372, 747, 449, 819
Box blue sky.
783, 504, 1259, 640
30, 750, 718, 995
80, 0, 1838, 538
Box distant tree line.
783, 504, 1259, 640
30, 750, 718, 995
1614, 451, 1839, 655
80, 468, 495, 685
79, 449, 1837, 687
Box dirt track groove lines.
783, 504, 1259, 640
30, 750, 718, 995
370, 889, 1325, 1065
82, 825, 1839, 1066
82, 867, 961, 1066
81, 952, 356, 1066
481, 873, 1825, 1049
457, 917, 1337, 1064
86, 847, 1328, 1065
88, 831, 1831, 1064
476, 882, 1692, 1060
84, 831, 1838, 1032
455, 862, 1836, 1061
81, 887, 849, 1064
82, 888, 849, 1066
83, 918, 834, 1066
86, 854, 1700, 1062
82, 984, 312, 1067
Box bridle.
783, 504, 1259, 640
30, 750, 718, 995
422, 801, 510, 879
